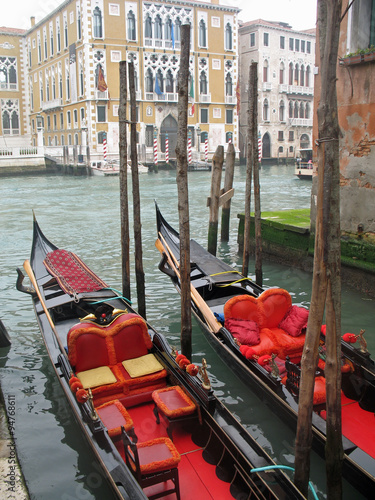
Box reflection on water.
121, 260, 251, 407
0, 165, 372, 499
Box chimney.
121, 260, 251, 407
31, 17, 35, 27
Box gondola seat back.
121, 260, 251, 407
224, 289, 307, 360
67, 313, 167, 406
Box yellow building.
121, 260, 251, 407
15, 0, 240, 163
0, 27, 29, 148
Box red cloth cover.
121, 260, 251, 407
279, 305, 309, 337
44, 249, 108, 295
224, 318, 260, 346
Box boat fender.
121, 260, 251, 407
186, 364, 199, 376
342, 333, 357, 343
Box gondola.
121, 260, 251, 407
16, 216, 307, 500
155, 203, 375, 498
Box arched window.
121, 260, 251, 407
299, 102, 304, 118
305, 102, 310, 119
145, 15, 152, 39
154, 15, 162, 40
289, 63, 293, 85
294, 64, 299, 85
279, 62, 285, 84
279, 100, 285, 122
263, 98, 269, 121
2, 111, 10, 131
306, 66, 311, 87
127, 11, 136, 41
145, 68, 153, 92
225, 22, 232, 50
93, 7, 103, 38
200, 71, 207, 94
156, 69, 164, 93
166, 70, 174, 93
175, 18, 181, 43
165, 18, 172, 41
289, 101, 293, 118
226, 131, 233, 143
226, 73, 233, 96
294, 102, 299, 118
300, 64, 305, 87
199, 20, 207, 47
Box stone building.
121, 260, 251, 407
238, 19, 315, 163
1, 0, 240, 163
312, 0, 375, 234
0, 27, 29, 148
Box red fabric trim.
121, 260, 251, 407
136, 437, 181, 474
96, 399, 134, 436
44, 249, 108, 295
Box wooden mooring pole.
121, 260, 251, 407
175, 24, 192, 360
207, 145, 224, 256
129, 61, 146, 318
118, 61, 131, 301
221, 142, 235, 242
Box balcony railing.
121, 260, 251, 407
225, 95, 236, 104
41, 98, 63, 111
286, 85, 313, 96
262, 82, 272, 91
289, 118, 313, 127
200, 93, 211, 103
95, 90, 109, 100
0, 82, 18, 90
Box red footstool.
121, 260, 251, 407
96, 399, 134, 440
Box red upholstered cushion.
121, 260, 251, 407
136, 438, 181, 474
96, 399, 134, 436
152, 386, 196, 418
313, 376, 326, 405
112, 317, 152, 362
71, 332, 109, 372
224, 318, 260, 346
260, 288, 292, 328
224, 295, 261, 323
279, 305, 309, 337
241, 328, 280, 359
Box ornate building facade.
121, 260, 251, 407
238, 19, 315, 162
1, 0, 240, 162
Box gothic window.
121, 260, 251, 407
263, 98, 269, 121
289, 63, 293, 85
306, 66, 311, 87
155, 15, 162, 40
199, 19, 207, 47
145, 15, 152, 38
300, 65, 305, 87
1, 99, 19, 135
57, 19, 61, 52
0, 57, 17, 89
225, 22, 232, 50
305, 102, 310, 119
175, 18, 181, 42
165, 18, 172, 41
294, 64, 299, 85
93, 7, 103, 38
145, 68, 153, 92
289, 101, 293, 118
156, 70, 164, 92
127, 11, 136, 40
200, 71, 207, 94
299, 102, 304, 118
166, 70, 174, 93
44, 30, 48, 59
294, 102, 299, 118
39, 72, 44, 102
225, 73, 233, 96
50, 25, 54, 55
279, 100, 285, 122
77, 7, 82, 39
279, 62, 284, 84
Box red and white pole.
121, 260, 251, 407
258, 132, 262, 162
205, 138, 208, 162
165, 134, 169, 163
103, 133, 107, 162
188, 133, 192, 164
154, 129, 158, 165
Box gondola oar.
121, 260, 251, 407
23, 259, 67, 355
155, 238, 221, 334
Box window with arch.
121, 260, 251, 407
294, 102, 299, 118
154, 15, 162, 40
145, 68, 153, 92
127, 10, 136, 40
79, 53, 84, 96
289, 63, 293, 85
299, 102, 304, 119
44, 29, 48, 59
50, 25, 54, 55
263, 60, 269, 82
77, 7, 81, 39
294, 64, 299, 85
225, 22, 232, 50
166, 70, 174, 93
305, 102, 310, 119
68, 134, 72, 145
52, 71, 56, 99
279, 62, 284, 84
175, 18, 181, 43
56, 19, 61, 52
156, 70, 164, 93
39, 72, 44, 102
1, 99, 19, 135
74, 133, 79, 145
93, 7, 103, 38
300, 64, 305, 87
200, 71, 207, 94
226, 131, 233, 143
306, 66, 311, 87
0, 57, 17, 89
289, 101, 293, 118
145, 15, 152, 39
279, 100, 285, 122
64, 15, 68, 47
199, 19, 207, 47
263, 98, 269, 121
225, 73, 233, 96
165, 18, 172, 41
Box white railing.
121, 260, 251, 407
95, 90, 109, 100
0, 82, 18, 90
41, 98, 63, 111
200, 93, 211, 103
225, 95, 236, 104
262, 82, 272, 91
0, 146, 43, 157
286, 85, 313, 95
289, 118, 313, 127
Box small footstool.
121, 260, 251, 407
96, 399, 134, 440
152, 386, 197, 441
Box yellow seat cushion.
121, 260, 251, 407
122, 353, 164, 378
77, 366, 117, 389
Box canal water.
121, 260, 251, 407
0, 164, 373, 500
